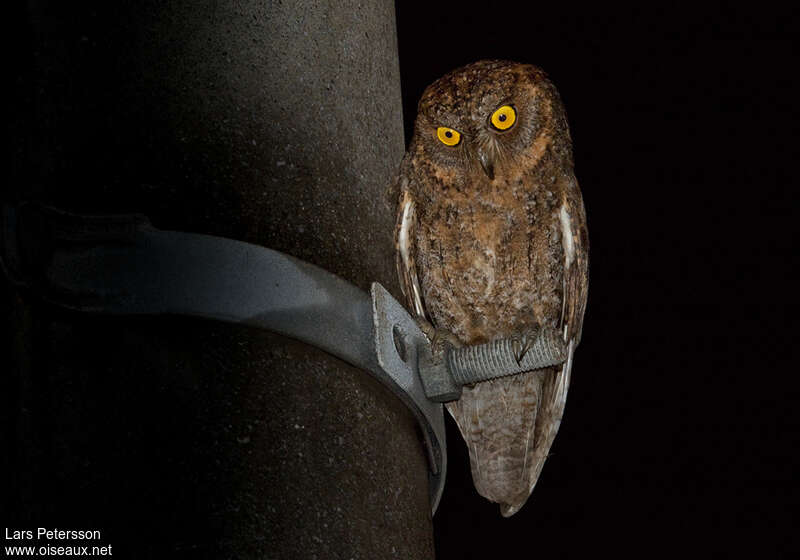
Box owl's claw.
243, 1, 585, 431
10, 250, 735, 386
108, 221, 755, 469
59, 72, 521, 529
511, 327, 541, 366
415, 319, 461, 363
415, 318, 437, 342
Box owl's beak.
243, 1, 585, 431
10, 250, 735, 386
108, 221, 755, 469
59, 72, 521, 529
477, 149, 495, 180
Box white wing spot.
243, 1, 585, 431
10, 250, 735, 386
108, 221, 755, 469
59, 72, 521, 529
559, 203, 575, 339
559, 204, 575, 268
399, 197, 424, 317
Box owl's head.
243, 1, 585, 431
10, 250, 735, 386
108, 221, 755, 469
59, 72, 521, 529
409, 60, 572, 185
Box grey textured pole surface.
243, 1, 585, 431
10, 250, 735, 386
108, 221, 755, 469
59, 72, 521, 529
5, 1, 434, 557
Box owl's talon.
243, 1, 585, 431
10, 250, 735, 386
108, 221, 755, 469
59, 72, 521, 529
415, 318, 437, 342
415, 319, 461, 362
433, 329, 462, 350
511, 327, 541, 366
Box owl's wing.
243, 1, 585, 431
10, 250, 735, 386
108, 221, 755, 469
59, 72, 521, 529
518, 173, 589, 507
393, 178, 427, 319
559, 174, 590, 346
508, 172, 588, 511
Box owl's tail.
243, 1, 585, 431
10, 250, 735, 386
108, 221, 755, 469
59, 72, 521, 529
500, 501, 523, 518
446, 340, 575, 517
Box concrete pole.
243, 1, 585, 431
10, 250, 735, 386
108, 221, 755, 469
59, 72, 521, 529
5, 1, 434, 557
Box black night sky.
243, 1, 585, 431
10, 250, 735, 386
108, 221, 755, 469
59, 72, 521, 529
395, 5, 797, 558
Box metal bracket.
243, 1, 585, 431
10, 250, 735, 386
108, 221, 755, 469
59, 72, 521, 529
0, 203, 447, 512
1, 203, 569, 513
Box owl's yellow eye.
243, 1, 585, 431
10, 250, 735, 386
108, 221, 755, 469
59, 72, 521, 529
490, 105, 516, 131
436, 126, 461, 146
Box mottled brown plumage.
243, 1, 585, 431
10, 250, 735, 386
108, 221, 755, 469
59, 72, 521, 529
391, 60, 589, 516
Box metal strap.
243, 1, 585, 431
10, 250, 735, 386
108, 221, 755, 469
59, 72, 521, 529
1, 203, 447, 511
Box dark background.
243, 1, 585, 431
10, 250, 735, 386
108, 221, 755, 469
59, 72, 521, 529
394, 5, 798, 558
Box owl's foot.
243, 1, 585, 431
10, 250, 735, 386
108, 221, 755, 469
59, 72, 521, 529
416, 319, 461, 364
510, 326, 541, 366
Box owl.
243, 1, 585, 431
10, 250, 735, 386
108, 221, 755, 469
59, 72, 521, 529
392, 60, 588, 516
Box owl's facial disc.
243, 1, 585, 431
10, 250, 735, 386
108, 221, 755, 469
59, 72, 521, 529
425, 99, 520, 181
